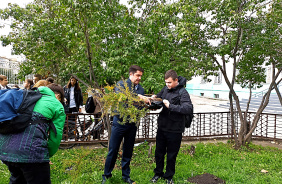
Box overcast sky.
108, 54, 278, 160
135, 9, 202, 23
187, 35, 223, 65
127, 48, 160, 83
0, 0, 34, 60
0, 0, 130, 60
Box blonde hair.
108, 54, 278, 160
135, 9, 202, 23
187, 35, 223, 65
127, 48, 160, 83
33, 80, 47, 88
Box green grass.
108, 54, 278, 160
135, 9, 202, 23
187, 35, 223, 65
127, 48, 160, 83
0, 142, 281, 184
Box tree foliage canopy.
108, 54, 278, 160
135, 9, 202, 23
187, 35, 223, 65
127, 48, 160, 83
1, 0, 198, 92
1, 0, 281, 146
1, 0, 280, 92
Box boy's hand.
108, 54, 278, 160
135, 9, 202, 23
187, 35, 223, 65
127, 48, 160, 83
163, 99, 170, 108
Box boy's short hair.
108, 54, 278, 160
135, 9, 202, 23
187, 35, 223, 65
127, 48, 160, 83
164, 69, 178, 80
0, 75, 7, 81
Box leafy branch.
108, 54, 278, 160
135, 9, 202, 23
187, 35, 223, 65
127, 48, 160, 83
97, 80, 149, 125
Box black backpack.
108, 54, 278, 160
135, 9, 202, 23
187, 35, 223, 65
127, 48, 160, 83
0, 88, 56, 134
179, 88, 194, 128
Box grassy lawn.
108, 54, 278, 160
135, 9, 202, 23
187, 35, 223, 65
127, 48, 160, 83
0, 142, 281, 184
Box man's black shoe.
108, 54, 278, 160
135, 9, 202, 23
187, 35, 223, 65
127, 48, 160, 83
166, 178, 174, 184
122, 178, 136, 184
150, 175, 162, 183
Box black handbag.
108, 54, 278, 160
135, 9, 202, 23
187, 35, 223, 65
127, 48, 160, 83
85, 96, 96, 113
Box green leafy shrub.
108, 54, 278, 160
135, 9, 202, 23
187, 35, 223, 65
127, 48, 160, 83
97, 80, 149, 125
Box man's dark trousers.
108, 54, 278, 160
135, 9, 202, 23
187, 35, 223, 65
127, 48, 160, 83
154, 129, 182, 179
104, 115, 137, 179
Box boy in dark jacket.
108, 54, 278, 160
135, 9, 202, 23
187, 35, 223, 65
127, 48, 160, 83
150, 70, 193, 184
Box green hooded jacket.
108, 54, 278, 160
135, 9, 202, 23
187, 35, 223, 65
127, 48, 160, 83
0, 86, 66, 162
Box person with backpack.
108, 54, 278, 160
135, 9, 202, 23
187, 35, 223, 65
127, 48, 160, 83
150, 69, 193, 184
0, 84, 66, 184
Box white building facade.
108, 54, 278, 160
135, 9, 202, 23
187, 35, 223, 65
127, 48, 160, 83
186, 63, 281, 100
0, 56, 22, 87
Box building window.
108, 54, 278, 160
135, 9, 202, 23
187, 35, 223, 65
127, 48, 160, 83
200, 76, 208, 84
214, 94, 219, 98
214, 71, 222, 84
265, 66, 271, 84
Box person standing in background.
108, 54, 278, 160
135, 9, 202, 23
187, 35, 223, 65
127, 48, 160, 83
33, 74, 42, 84
31, 74, 42, 88
0, 75, 10, 90
63, 76, 83, 113
24, 79, 34, 90
46, 77, 54, 85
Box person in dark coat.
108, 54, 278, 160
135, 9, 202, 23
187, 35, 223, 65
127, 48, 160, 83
63, 76, 83, 113
102, 65, 150, 184
150, 69, 193, 184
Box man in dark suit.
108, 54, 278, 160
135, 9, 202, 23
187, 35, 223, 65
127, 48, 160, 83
102, 65, 150, 184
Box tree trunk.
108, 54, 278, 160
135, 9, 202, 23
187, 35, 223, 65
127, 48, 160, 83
229, 92, 238, 144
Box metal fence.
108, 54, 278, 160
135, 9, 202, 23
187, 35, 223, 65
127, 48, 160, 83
247, 112, 282, 141
60, 112, 282, 145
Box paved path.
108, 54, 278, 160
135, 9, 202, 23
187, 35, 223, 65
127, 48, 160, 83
81, 95, 229, 113
190, 95, 229, 113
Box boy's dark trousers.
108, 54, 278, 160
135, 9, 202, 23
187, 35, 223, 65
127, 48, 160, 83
154, 129, 182, 179
3, 161, 51, 184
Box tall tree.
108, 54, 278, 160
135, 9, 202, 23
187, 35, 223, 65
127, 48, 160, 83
1, 0, 196, 92
1, 0, 280, 147
177, 0, 281, 147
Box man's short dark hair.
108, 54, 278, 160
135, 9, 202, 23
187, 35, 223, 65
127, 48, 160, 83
165, 69, 178, 80
47, 83, 64, 104
34, 74, 42, 80
129, 65, 144, 75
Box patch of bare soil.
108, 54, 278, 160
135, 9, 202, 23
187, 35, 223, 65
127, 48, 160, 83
187, 173, 225, 184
